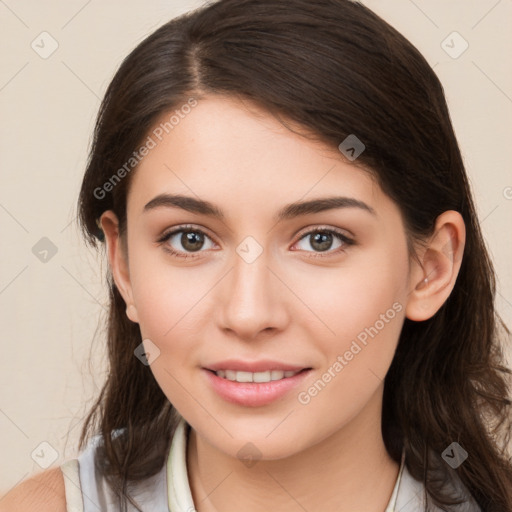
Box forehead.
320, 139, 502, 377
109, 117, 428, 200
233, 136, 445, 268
126, 95, 386, 220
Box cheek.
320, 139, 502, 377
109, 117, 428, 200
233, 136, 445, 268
129, 262, 204, 412
294, 245, 407, 349
127, 249, 217, 401
294, 296, 405, 440
294, 245, 407, 401
129, 244, 213, 336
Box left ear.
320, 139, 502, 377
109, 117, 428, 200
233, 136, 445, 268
405, 210, 466, 321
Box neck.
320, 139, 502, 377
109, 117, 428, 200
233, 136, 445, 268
187, 385, 399, 512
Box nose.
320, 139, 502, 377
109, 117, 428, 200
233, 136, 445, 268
217, 247, 289, 341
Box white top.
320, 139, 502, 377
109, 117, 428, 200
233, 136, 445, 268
60, 418, 481, 511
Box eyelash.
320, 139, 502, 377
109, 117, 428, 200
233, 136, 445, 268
156, 224, 355, 260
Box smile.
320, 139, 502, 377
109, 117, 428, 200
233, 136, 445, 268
214, 369, 302, 383
204, 367, 312, 407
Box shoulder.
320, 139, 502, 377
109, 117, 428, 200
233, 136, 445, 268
0, 467, 67, 512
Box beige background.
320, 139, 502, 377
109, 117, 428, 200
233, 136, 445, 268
1, 0, 511, 493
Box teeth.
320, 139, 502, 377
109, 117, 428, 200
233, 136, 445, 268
215, 369, 301, 383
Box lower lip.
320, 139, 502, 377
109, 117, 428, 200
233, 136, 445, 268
203, 368, 312, 407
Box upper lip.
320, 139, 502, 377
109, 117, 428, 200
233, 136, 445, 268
205, 359, 310, 373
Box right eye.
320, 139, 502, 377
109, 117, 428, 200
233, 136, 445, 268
157, 225, 217, 259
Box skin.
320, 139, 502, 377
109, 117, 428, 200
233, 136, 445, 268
97, 94, 465, 512
0, 468, 66, 512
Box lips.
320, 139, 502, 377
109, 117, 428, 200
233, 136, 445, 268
203, 368, 312, 407
205, 359, 309, 373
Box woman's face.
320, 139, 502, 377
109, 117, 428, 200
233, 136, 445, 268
108, 94, 415, 460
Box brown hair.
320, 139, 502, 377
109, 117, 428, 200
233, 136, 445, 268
76, 0, 512, 510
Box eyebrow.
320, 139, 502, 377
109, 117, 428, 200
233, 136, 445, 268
143, 193, 376, 221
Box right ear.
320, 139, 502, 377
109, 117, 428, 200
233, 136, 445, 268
99, 210, 139, 323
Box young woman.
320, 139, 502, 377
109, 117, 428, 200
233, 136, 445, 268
3, 0, 511, 511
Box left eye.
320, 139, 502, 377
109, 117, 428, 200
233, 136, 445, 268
293, 229, 354, 254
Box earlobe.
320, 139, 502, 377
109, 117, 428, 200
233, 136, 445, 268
125, 304, 139, 324
99, 210, 139, 324
405, 211, 465, 322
